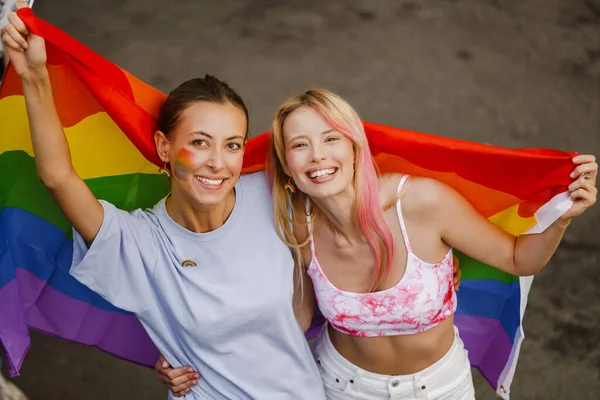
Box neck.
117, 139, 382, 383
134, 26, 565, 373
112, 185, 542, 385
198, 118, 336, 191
310, 187, 363, 245
166, 187, 235, 233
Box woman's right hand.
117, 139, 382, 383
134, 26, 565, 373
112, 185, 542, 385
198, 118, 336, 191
1, 1, 47, 80
155, 354, 200, 397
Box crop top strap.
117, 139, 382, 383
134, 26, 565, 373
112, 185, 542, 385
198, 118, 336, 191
305, 199, 316, 255
396, 175, 412, 254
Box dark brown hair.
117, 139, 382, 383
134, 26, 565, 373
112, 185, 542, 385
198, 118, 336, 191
158, 74, 249, 139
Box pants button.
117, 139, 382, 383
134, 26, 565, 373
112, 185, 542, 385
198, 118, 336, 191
391, 380, 400, 387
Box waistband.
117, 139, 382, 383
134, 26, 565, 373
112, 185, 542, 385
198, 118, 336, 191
313, 325, 471, 390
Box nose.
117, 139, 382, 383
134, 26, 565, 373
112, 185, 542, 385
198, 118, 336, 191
310, 143, 326, 163
207, 147, 224, 171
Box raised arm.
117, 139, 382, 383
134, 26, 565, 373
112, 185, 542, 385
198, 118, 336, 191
411, 157, 597, 276
2, 3, 103, 242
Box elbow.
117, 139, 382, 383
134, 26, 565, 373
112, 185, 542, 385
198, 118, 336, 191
510, 254, 547, 277
294, 306, 315, 333
513, 268, 536, 277
37, 167, 76, 190
300, 318, 312, 333
515, 263, 547, 277
37, 171, 62, 190
507, 239, 545, 277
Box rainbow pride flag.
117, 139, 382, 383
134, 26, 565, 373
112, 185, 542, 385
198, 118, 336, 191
0, 9, 575, 399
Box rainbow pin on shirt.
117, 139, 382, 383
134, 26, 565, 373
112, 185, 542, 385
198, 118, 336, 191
181, 260, 197, 267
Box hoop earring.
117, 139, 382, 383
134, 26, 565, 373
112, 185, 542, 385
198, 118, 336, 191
283, 177, 296, 194
159, 162, 171, 178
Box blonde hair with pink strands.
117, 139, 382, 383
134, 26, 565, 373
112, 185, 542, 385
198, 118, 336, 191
268, 89, 395, 291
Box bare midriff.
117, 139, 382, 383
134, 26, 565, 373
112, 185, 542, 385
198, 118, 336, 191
328, 316, 456, 375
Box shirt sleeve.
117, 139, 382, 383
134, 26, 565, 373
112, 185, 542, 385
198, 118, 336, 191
70, 200, 157, 314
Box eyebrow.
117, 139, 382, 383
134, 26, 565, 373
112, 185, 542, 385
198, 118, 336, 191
190, 131, 245, 141
289, 128, 336, 140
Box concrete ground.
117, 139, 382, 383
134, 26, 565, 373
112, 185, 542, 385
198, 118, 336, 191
2, 0, 599, 399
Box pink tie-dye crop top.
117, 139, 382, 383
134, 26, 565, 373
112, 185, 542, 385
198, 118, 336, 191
306, 175, 457, 337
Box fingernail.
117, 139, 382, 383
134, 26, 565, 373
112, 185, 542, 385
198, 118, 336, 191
192, 380, 197, 385
570, 172, 575, 178
573, 156, 579, 162
194, 373, 200, 379
162, 362, 168, 368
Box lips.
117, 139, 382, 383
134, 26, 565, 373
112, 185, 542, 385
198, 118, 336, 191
306, 167, 338, 179
195, 175, 226, 188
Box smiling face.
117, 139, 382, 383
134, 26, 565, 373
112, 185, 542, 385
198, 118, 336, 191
270, 89, 394, 291
283, 106, 356, 199
157, 101, 247, 208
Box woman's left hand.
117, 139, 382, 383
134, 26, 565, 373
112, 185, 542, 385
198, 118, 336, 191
562, 155, 597, 220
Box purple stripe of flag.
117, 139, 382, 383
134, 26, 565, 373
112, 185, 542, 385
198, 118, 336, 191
456, 314, 513, 389
0, 277, 29, 377
0, 269, 159, 377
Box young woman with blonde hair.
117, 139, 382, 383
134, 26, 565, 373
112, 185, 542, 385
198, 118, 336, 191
265, 88, 597, 399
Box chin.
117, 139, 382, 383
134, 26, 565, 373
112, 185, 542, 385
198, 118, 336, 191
300, 184, 346, 200
189, 186, 233, 208
195, 195, 227, 207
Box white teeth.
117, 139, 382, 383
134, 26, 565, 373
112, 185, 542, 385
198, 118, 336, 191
196, 176, 224, 186
308, 168, 336, 179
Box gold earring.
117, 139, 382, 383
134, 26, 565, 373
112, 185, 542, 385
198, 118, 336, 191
283, 177, 296, 194
159, 162, 171, 177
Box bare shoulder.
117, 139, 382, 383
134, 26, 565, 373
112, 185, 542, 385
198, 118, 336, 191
398, 176, 459, 216
378, 173, 405, 208
379, 174, 464, 217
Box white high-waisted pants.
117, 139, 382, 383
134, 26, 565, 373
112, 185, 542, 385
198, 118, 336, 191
312, 327, 475, 400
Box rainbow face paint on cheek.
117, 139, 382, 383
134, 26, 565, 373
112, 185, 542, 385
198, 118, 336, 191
173, 148, 200, 179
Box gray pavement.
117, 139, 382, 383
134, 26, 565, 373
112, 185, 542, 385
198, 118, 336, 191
2, 0, 599, 399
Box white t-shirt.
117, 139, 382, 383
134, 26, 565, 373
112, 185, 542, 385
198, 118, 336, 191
70, 172, 325, 400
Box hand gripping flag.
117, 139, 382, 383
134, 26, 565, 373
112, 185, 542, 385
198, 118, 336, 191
0, 9, 575, 399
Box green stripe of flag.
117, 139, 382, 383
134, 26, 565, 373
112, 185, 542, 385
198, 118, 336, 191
0, 150, 170, 238
454, 250, 519, 283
